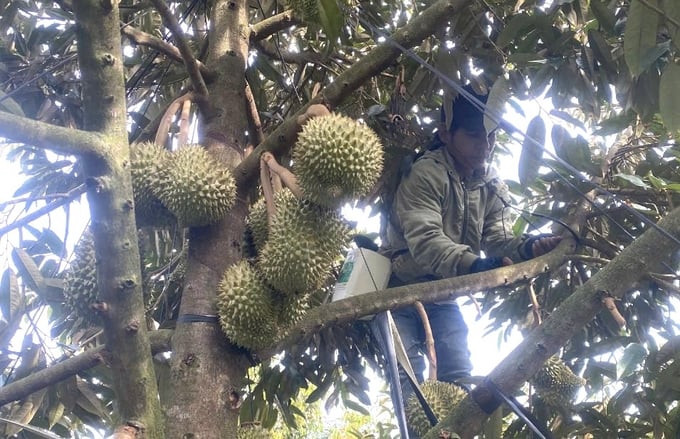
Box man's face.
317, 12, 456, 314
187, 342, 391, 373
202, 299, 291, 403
443, 127, 496, 174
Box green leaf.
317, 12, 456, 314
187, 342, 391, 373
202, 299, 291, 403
646, 171, 667, 190
551, 126, 593, 172
624, 0, 660, 76
496, 13, 535, 49
614, 173, 649, 188
660, 61, 680, 132
0, 414, 64, 439
590, 0, 617, 34
0, 89, 25, 116
342, 398, 370, 416
519, 116, 545, 187
484, 77, 510, 134
12, 248, 47, 293
617, 343, 647, 379
317, 0, 342, 45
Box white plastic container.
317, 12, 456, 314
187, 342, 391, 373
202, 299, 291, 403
333, 247, 391, 302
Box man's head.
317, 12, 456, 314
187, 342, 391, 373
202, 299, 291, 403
439, 85, 496, 176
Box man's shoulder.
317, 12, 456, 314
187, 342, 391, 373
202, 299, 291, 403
411, 148, 450, 172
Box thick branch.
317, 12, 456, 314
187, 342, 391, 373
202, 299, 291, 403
233, 0, 472, 189
120, 24, 213, 79
249, 10, 301, 42
428, 206, 680, 438
260, 240, 573, 359
149, 0, 209, 111
0, 111, 109, 160
0, 329, 172, 406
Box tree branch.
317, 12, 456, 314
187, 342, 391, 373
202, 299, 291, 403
427, 206, 680, 438
120, 24, 213, 79
149, 0, 210, 112
0, 112, 110, 160
0, 329, 173, 406
0, 184, 87, 238
233, 0, 473, 189
249, 10, 302, 42
260, 239, 574, 358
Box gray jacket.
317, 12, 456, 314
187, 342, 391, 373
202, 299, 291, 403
381, 147, 528, 285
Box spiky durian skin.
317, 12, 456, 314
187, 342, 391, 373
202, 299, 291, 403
237, 424, 272, 439
531, 356, 585, 407
129, 142, 176, 227
246, 189, 296, 254
217, 261, 278, 350
156, 145, 236, 227
64, 230, 98, 323
258, 199, 349, 295
405, 380, 467, 438
293, 114, 384, 208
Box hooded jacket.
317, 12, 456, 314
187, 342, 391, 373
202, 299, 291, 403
381, 147, 529, 286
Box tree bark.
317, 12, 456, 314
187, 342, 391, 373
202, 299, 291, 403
72, 0, 163, 437
162, 0, 252, 437
425, 206, 680, 439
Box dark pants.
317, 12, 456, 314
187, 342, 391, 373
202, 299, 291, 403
392, 302, 473, 400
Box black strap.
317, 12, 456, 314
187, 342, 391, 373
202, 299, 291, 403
177, 314, 219, 324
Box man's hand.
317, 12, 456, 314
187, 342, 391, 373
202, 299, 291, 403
531, 235, 562, 257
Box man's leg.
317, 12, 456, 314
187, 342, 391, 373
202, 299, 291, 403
426, 303, 473, 383
391, 306, 426, 400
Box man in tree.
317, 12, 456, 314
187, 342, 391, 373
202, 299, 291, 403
380, 84, 561, 401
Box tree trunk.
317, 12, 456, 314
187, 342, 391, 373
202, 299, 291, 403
162, 0, 252, 437
72, 0, 163, 436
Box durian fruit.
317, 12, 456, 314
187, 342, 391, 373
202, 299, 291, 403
237, 423, 272, 439
258, 199, 350, 295
531, 356, 585, 408
246, 189, 296, 254
293, 114, 383, 208
156, 144, 236, 227
216, 261, 278, 350
405, 380, 467, 438
275, 291, 311, 330
63, 230, 99, 323
129, 142, 176, 227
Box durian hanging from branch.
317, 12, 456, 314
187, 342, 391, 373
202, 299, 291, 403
130, 142, 176, 228
155, 144, 237, 227
293, 113, 384, 208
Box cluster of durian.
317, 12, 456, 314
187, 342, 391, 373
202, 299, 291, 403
405, 380, 467, 437
63, 230, 98, 324
531, 356, 586, 408
237, 423, 271, 439
218, 113, 383, 351
130, 142, 236, 227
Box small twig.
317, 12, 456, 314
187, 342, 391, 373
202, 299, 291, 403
177, 99, 192, 146
568, 254, 611, 266
261, 152, 302, 198
260, 156, 277, 227
245, 82, 264, 146
0, 190, 80, 210
149, 0, 210, 111
249, 10, 302, 42
647, 273, 680, 296
120, 24, 212, 79
155, 92, 194, 147
253, 39, 325, 65
0, 184, 87, 238
602, 295, 626, 328
527, 281, 542, 326
414, 301, 437, 380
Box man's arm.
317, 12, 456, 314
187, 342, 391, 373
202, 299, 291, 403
394, 162, 478, 278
